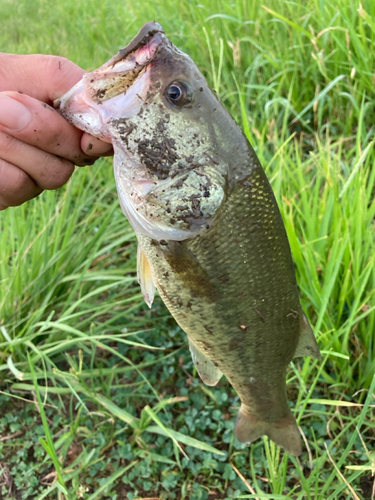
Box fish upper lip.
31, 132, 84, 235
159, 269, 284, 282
54, 22, 165, 110
107, 21, 164, 69
82, 24, 164, 104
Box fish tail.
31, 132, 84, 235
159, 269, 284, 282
235, 405, 302, 456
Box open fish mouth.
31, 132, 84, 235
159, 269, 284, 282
81, 22, 164, 104
54, 22, 164, 139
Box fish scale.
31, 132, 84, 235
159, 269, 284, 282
55, 21, 321, 456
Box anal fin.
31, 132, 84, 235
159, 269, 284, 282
137, 243, 156, 308
294, 313, 321, 360
189, 339, 223, 386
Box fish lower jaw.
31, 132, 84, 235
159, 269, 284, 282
55, 83, 112, 141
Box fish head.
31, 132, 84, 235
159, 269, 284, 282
56, 22, 247, 240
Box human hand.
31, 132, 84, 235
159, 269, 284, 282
0, 53, 113, 210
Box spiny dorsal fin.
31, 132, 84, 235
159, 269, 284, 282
189, 339, 223, 386
293, 313, 321, 360
137, 243, 156, 308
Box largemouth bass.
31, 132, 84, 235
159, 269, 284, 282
55, 22, 320, 456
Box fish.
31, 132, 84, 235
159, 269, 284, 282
55, 22, 321, 456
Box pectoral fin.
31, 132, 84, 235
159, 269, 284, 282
189, 339, 223, 386
137, 243, 156, 308
293, 313, 321, 360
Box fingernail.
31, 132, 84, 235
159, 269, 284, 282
0, 94, 31, 130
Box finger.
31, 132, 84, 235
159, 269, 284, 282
0, 92, 96, 166
81, 134, 113, 157
0, 159, 43, 207
0, 54, 113, 157
0, 132, 75, 190
0, 54, 85, 103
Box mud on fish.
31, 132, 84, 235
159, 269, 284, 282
55, 22, 321, 456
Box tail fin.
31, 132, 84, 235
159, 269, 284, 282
235, 405, 302, 456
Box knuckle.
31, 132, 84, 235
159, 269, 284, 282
42, 159, 74, 190
12, 168, 30, 194
0, 162, 33, 205
40, 55, 70, 79
0, 133, 18, 157
42, 56, 83, 96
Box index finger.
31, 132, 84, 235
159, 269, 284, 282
0, 53, 85, 103
0, 53, 113, 158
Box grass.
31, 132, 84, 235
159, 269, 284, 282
0, 0, 374, 498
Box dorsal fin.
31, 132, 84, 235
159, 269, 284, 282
189, 339, 223, 386
137, 243, 156, 308
293, 313, 321, 360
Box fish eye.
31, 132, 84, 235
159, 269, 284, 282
165, 81, 191, 106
